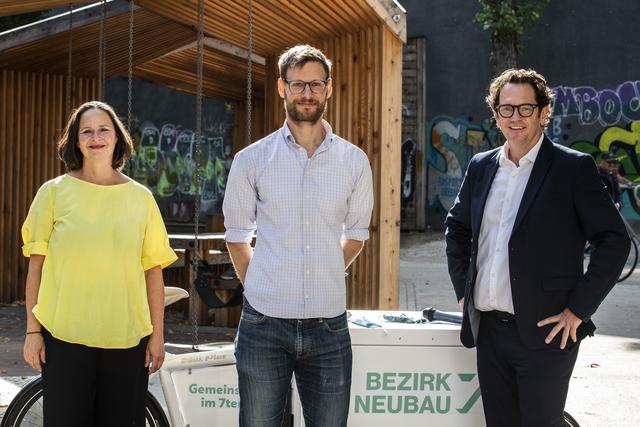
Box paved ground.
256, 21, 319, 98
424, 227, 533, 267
1, 231, 639, 425
399, 231, 640, 427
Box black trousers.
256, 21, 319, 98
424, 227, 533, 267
476, 313, 580, 427
41, 329, 149, 427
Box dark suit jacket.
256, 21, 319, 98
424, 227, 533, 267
445, 136, 630, 350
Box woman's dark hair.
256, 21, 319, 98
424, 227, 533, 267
57, 101, 133, 171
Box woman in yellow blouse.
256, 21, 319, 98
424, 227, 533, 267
21, 100, 177, 426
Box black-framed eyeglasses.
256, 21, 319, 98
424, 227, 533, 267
283, 79, 329, 95
495, 103, 539, 118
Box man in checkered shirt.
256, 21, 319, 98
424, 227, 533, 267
223, 44, 373, 427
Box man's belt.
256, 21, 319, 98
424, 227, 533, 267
483, 310, 516, 322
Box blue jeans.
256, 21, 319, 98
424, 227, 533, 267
235, 299, 352, 427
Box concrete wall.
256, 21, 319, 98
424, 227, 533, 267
401, 0, 640, 228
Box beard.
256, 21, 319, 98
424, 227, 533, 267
285, 96, 327, 123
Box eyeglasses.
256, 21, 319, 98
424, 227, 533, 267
495, 103, 539, 118
283, 79, 329, 95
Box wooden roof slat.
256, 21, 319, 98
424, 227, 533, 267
297, 0, 355, 36
0, 0, 405, 101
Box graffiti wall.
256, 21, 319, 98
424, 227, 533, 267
106, 77, 235, 223
426, 116, 502, 217
551, 80, 640, 220
424, 81, 640, 224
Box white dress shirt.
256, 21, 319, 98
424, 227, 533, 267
474, 134, 544, 314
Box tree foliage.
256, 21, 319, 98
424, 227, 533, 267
475, 0, 549, 41
474, 0, 550, 73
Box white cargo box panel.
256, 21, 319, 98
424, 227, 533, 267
292, 310, 486, 426
348, 310, 465, 346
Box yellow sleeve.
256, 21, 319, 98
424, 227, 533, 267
21, 183, 54, 257
141, 195, 177, 270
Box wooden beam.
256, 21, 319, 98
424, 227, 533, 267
0, 0, 136, 51
377, 25, 402, 309
362, 0, 407, 43
203, 36, 266, 66
155, 37, 266, 66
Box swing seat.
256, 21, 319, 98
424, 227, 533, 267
164, 286, 190, 307
194, 261, 243, 308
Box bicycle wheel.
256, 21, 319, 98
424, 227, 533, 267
564, 410, 580, 426
617, 237, 638, 282
0, 376, 169, 427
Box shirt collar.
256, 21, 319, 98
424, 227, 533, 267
281, 119, 334, 154
499, 133, 545, 166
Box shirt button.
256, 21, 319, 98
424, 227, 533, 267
306, 245, 310, 249
305, 221, 310, 225
306, 270, 310, 275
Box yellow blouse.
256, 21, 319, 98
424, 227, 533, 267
22, 174, 177, 349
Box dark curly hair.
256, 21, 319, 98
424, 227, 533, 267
485, 68, 555, 127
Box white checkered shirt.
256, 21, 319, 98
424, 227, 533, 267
223, 120, 373, 318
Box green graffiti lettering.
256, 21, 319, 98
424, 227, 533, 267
598, 121, 640, 154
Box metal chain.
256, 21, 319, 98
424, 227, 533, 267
66, 4, 73, 118
102, 0, 108, 99
127, 0, 134, 133
125, 0, 135, 176
98, 0, 106, 100
246, 0, 253, 146
190, 0, 205, 350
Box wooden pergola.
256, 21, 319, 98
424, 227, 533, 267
0, 0, 405, 315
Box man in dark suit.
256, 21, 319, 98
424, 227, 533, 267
445, 69, 630, 427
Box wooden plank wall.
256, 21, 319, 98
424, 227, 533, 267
0, 69, 96, 303
263, 25, 402, 310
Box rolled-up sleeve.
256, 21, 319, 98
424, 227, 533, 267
223, 151, 257, 243
22, 183, 54, 257
342, 152, 373, 241
141, 194, 177, 270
